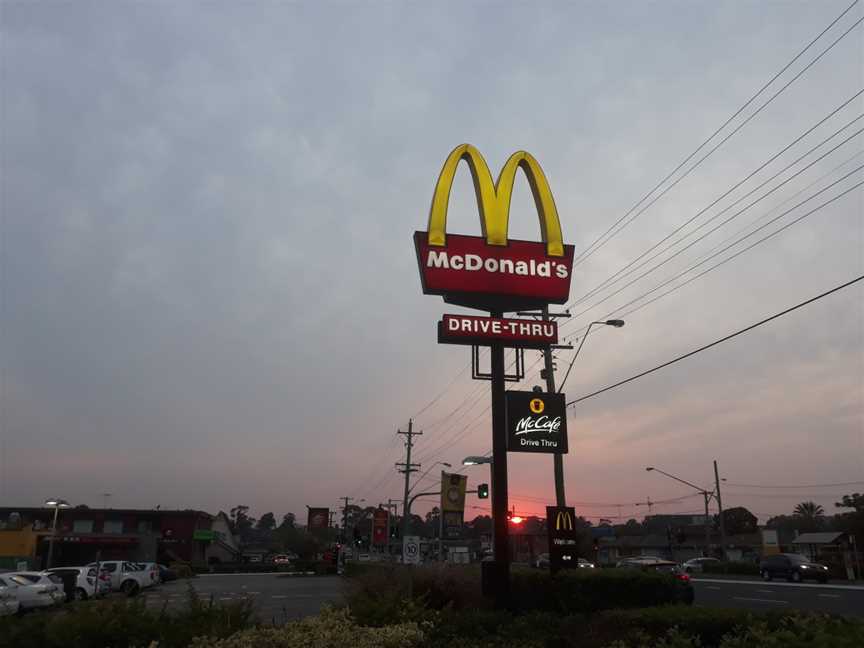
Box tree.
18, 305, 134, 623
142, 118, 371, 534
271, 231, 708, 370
279, 513, 296, 530
719, 507, 758, 535
834, 493, 864, 544
229, 505, 255, 537
256, 512, 276, 532
793, 501, 825, 532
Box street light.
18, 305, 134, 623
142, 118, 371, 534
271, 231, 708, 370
558, 320, 626, 394
462, 456, 492, 466
44, 498, 70, 569
409, 461, 452, 494
645, 467, 715, 557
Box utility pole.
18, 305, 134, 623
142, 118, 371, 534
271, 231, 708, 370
397, 419, 422, 544
635, 497, 654, 515
340, 496, 358, 541
702, 491, 711, 557
714, 460, 726, 559
541, 306, 566, 507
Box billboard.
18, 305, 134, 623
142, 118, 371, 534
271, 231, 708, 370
307, 507, 330, 534
372, 509, 389, 545
505, 391, 568, 453
415, 144, 575, 312
546, 506, 580, 573
438, 314, 558, 348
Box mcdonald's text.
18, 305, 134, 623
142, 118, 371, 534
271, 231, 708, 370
415, 231, 575, 310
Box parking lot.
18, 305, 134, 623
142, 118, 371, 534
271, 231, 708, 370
139, 573, 344, 623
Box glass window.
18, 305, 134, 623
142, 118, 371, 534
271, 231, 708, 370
103, 564, 117, 573
103, 520, 123, 534
0, 577, 6, 586
73, 519, 94, 533
137, 520, 152, 533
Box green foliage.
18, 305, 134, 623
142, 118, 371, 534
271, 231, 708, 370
189, 607, 424, 648
509, 567, 684, 614
0, 584, 254, 648
170, 561, 196, 579
700, 561, 760, 576
718, 507, 758, 535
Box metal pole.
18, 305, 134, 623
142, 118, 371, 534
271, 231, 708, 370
542, 306, 566, 507
714, 460, 726, 560
490, 321, 510, 606
703, 492, 711, 558
439, 475, 444, 563
46, 505, 60, 569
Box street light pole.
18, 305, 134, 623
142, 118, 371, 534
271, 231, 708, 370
714, 460, 726, 559
646, 467, 714, 558
44, 498, 70, 570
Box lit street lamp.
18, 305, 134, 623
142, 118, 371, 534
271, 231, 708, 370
44, 498, 71, 569
462, 456, 492, 466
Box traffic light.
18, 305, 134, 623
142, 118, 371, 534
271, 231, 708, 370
477, 483, 489, 499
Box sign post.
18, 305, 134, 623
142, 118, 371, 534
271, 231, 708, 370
402, 535, 421, 565
413, 144, 575, 608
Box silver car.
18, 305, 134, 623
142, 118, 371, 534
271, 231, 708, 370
682, 557, 721, 573
46, 566, 109, 600
0, 576, 22, 616
3, 572, 64, 609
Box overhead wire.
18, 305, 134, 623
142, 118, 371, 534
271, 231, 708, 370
566, 92, 864, 312
566, 273, 864, 407
570, 1, 863, 267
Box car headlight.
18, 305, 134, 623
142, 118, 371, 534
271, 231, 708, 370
801, 565, 808, 569
822, 566, 828, 570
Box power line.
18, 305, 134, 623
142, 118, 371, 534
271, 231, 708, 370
560, 162, 863, 346
571, 1, 863, 267
567, 92, 864, 312
562, 135, 864, 330
567, 273, 864, 407
724, 480, 864, 489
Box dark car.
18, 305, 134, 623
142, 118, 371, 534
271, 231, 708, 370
157, 564, 178, 583
618, 559, 694, 604
759, 553, 829, 583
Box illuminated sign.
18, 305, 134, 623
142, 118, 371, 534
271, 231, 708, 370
372, 509, 388, 545
505, 391, 568, 453
415, 144, 575, 312
546, 505, 580, 573
438, 314, 558, 348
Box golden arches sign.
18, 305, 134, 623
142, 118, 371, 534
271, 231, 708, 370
555, 510, 574, 531
426, 144, 565, 257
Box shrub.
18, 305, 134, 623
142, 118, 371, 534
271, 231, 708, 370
170, 561, 196, 579
0, 584, 255, 648
701, 561, 760, 576
509, 568, 683, 614
190, 607, 424, 648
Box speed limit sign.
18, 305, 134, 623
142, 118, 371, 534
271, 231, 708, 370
402, 535, 421, 564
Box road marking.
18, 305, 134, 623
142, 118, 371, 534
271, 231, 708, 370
706, 586, 721, 590
818, 593, 841, 598
249, 591, 261, 595
271, 595, 288, 599
756, 589, 775, 593
694, 579, 864, 591
733, 597, 788, 604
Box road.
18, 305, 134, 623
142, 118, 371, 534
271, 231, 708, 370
693, 578, 864, 617
141, 574, 343, 624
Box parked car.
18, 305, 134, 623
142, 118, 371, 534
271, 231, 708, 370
617, 559, 694, 604
133, 562, 161, 587
46, 566, 109, 600
577, 558, 596, 569
3, 572, 64, 609
759, 553, 829, 583
682, 557, 721, 574
534, 554, 596, 569
0, 576, 22, 616
272, 554, 293, 565
157, 564, 178, 582
86, 561, 148, 595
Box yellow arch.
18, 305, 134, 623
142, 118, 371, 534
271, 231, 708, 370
427, 144, 565, 257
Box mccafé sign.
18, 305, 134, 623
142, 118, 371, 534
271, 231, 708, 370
415, 144, 575, 312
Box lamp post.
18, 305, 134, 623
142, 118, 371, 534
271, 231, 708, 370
553, 319, 624, 506
44, 498, 70, 569
646, 467, 714, 557
409, 462, 452, 495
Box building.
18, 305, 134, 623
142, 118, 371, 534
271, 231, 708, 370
0, 506, 215, 569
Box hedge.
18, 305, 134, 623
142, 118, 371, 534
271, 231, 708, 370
702, 561, 760, 576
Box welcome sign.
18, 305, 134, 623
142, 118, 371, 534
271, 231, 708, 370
505, 391, 568, 453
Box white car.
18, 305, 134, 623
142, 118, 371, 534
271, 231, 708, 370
3, 572, 64, 609
86, 561, 148, 595
682, 557, 721, 574
0, 575, 22, 616
46, 566, 110, 600
132, 562, 161, 588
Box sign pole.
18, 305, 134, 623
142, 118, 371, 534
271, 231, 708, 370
490, 317, 510, 607
542, 306, 566, 507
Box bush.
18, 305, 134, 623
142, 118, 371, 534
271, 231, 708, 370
0, 584, 255, 648
170, 561, 196, 579
190, 607, 424, 648
510, 568, 684, 614
701, 561, 760, 576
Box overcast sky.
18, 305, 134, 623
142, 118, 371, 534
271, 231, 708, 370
2, 1, 862, 526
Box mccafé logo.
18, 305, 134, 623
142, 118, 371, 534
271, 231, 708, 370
414, 144, 575, 311
556, 510, 574, 531
514, 415, 563, 436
